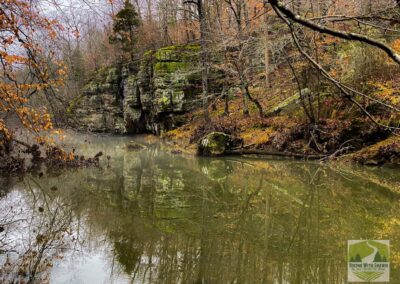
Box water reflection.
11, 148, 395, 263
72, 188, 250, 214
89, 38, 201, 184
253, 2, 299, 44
1, 133, 400, 283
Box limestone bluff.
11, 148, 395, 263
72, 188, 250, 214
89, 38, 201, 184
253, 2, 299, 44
70, 44, 219, 135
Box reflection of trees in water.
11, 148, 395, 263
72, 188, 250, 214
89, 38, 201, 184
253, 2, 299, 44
70, 152, 398, 282
0, 176, 77, 283
1, 142, 400, 283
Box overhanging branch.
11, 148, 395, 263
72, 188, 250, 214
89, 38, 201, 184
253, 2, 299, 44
272, 4, 400, 132
270, 0, 400, 65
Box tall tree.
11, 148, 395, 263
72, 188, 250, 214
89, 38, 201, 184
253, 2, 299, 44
109, 0, 140, 60
184, 0, 211, 121
70, 46, 86, 89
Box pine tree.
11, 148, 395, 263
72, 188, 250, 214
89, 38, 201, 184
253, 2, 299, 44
70, 46, 86, 89
109, 0, 140, 60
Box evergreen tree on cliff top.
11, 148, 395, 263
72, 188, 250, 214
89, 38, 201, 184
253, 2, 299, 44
109, 0, 140, 60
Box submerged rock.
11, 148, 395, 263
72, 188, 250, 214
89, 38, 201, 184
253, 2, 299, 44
198, 132, 236, 156
125, 141, 146, 151
170, 148, 183, 155
199, 159, 233, 180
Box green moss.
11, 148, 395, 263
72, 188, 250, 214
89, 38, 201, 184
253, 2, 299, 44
154, 62, 189, 74
106, 67, 120, 83
143, 50, 155, 58
155, 44, 200, 62
93, 67, 109, 82
198, 132, 232, 156
126, 75, 137, 85
141, 50, 155, 68
265, 93, 300, 116
84, 65, 121, 93
98, 83, 118, 93
159, 95, 170, 104
66, 95, 84, 115
158, 94, 171, 111
82, 81, 98, 94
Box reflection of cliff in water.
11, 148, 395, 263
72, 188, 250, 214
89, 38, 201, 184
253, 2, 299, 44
2, 133, 400, 283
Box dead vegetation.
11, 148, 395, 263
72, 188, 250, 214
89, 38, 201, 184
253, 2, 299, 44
164, 74, 400, 165
0, 131, 103, 175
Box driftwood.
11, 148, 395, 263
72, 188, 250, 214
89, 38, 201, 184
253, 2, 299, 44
227, 138, 355, 160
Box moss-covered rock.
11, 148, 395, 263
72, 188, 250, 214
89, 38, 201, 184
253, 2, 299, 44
154, 61, 189, 74
155, 44, 200, 62
152, 44, 202, 116
71, 65, 124, 133
73, 44, 209, 135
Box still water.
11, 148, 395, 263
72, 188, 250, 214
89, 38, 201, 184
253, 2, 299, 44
0, 132, 400, 283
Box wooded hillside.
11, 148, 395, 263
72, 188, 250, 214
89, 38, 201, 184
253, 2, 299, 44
1, 0, 400, 171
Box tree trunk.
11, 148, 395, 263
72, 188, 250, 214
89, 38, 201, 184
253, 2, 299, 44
263, 2, 272, 88
146, 0, 152, 22
241, 80, 264, 118
241, 85, 249, 117
223, 85, 229, 116
183, 3, 190, 42
198, 0, 210, 121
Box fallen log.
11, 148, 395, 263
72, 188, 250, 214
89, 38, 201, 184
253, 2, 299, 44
225, 149, 327, 160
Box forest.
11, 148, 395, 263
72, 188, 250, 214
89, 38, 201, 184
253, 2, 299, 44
0, 0, 400, 169
0, 0, 400, 283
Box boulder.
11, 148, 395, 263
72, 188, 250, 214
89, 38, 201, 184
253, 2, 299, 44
198, 132, 237, 156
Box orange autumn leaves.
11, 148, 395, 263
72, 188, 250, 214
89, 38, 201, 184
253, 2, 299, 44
0, 0, 66, 141
392, 39, 400, 53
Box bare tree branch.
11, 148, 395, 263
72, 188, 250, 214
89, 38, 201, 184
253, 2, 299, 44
270, 0, 400, 65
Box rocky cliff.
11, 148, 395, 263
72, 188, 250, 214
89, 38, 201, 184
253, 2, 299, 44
71, 44, 208, 134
